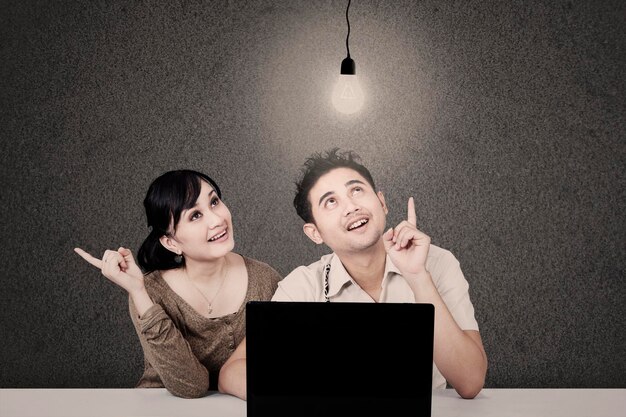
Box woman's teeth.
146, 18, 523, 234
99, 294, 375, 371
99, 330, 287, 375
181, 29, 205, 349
209, 231, 226, 241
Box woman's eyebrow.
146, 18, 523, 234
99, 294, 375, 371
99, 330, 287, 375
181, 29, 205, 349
182, 189, 216, 214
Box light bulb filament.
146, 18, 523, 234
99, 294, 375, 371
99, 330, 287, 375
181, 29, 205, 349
332, 74, 364, 114
340, 84, 356, 100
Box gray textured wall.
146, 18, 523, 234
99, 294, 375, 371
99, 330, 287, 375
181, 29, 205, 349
1, 0, 624, 389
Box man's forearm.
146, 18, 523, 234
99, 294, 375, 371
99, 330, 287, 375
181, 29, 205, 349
405, 271, 487, 398
218, 358, 247, 400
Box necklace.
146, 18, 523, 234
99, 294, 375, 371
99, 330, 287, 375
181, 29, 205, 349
185, 259, 228, 316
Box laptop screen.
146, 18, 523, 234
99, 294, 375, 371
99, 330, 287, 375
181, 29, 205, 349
246, 301, 434, 417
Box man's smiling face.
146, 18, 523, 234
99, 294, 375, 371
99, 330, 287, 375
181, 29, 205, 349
303, 167, 388, 254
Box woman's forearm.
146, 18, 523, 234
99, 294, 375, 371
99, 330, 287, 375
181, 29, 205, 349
129, 298, 209, 398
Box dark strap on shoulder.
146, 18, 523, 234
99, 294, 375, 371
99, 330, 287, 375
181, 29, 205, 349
323, 263, 331, 302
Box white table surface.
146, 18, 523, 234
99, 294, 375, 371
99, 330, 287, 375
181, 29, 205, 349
1, 388, 624, 417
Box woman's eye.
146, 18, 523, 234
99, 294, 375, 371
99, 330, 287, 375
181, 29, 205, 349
190, 211, 202, 221
211, 197, 220, 207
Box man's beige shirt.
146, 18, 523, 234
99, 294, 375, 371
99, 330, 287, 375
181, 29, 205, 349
272, 244, 479, 390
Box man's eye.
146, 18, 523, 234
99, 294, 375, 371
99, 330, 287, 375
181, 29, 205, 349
211, 197, 220, 207
325, 198, 337, 208
353, 186, 363, 194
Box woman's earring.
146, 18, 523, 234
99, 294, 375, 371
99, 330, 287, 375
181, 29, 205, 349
174, 254, 183, 264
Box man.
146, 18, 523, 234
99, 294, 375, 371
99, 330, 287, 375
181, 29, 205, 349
272, 149, 487, 399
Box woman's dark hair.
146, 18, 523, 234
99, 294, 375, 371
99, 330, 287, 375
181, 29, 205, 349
294, 148, 376, 224
137, 170, 222, 273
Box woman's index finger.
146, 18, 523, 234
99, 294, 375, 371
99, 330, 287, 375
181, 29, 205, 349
74, 247, 103, 269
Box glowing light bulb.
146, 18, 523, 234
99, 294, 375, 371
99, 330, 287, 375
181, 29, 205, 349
331, 56, 364, 114
333, 1, 364, 114
332, 74, 364, 115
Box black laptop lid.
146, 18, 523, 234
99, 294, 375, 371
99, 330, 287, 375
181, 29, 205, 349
246, 301, 434, 417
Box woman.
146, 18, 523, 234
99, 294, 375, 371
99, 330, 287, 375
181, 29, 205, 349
75, 170, 279, 399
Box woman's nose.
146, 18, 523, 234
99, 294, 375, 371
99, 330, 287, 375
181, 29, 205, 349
204, 210, 224, 228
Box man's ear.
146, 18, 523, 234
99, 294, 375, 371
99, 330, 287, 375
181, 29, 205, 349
159, 235, 181, 255
377, 191, 389, 215
303, 223, 324, 245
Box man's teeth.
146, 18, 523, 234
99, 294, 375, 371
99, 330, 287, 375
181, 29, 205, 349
348, 219, 368, 230
209, 231, 226, 241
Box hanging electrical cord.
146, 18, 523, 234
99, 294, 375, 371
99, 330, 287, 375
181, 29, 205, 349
345, 0, 351, 59
332, 0, 364, 114
340, 0, 355, 74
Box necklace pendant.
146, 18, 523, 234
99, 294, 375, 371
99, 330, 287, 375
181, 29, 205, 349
208, 305, 213, 314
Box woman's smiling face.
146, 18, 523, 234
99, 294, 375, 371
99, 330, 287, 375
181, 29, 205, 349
167, 180, 235, 262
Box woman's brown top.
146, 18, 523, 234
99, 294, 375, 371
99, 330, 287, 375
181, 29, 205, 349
128, 256, 281, 398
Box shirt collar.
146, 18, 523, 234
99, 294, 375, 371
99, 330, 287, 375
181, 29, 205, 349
326, 254, 353, 298
383, 254, 402, 280
326, 253, 402, 299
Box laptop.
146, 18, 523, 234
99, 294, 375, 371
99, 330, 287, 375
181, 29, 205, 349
246, 301, 434, 417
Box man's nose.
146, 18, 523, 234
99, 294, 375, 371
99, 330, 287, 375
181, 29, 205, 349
344, 200, 361, 217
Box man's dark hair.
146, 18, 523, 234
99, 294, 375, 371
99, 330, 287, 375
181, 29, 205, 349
294, 148, 376, 223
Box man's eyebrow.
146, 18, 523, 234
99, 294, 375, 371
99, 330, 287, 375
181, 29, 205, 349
317, 180, 366, 206
345, 179, 366, 187
318, 191, 334, 206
